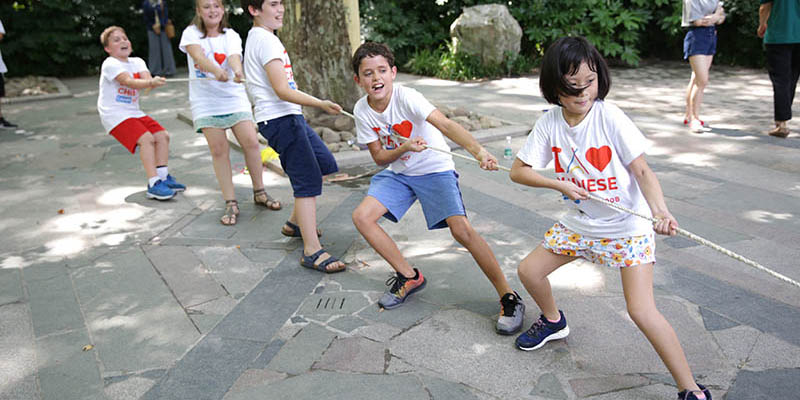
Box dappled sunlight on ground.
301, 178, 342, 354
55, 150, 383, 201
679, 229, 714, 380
742, 210, 794, 224
669, 152, 718, 168
549, 259, 604, 291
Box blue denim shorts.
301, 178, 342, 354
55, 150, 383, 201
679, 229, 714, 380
367, 169, 466, 230
684, 26, 717, 59
257, 114, 338, 198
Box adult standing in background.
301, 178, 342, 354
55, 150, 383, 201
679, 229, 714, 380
0, 18, 18, 129
682, 0, 725, 133
142, 0, 177, 77
758, 0, 800, 138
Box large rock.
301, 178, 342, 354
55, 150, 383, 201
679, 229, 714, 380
450, 4, 522, 65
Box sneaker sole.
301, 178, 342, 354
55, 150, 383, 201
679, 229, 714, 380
168, 187, 186, 192
378, 279, 427, 310
146, 192, 176, 200
516, 325, 570, 351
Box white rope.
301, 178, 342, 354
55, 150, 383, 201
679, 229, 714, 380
340, 110, 800, 289
165, 77, 246, 83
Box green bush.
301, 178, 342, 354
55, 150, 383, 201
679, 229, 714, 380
405, 45, 536, 80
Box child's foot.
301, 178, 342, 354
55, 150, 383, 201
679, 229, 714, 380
146, 179, 176, 201
515, 310, 569, 351
0, 118, 18, 129
678, 383, 711, 400
378, 268, 426, 310
162, 174, 186, 192
496, 291, 525, 335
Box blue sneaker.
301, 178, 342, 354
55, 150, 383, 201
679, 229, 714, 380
515, 310, 569, 351
678, 383, 711, 400
146, 179, 176, 200
496, 291, 525, 335
378, 268, 426, 310
162, 174, 186, 192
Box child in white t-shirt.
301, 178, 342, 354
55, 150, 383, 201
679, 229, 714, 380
180, 0, 281, 225
350, 42, 526, 335
97, 26, 185, 200
0, 18, 17, 129
241, 0, 345, 273
509, 36, 710, 400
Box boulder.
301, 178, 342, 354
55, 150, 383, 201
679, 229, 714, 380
326, 142, 342, 153
450, 4, 522, 66
333, 115, 355, 131
314, 114, 341, 130
340, 131, 355, 143
479, 116, 503, 129
452, 116, 480, 131
320, 127, 341, 144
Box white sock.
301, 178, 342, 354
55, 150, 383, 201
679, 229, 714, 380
148, 176, 160, 187
156, 166, 168, 180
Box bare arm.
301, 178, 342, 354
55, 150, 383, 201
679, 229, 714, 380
185, 44, 228, 81
115, 70, 165, 90
509, 158, 588, 200
228, 54, 244, 83
265, 59, 341, 114
713, 3, 726, 24
758, 2, 772, 38
426, 109, 498, 170
628, 155, 678, 236
365, 136, 427, 166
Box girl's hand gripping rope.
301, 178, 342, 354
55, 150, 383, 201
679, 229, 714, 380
401, 136, 427, 153
476, 147, 499, 171
653, 213, 678, 236
558, 180, 588, 204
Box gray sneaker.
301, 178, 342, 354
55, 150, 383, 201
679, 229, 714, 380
496, 291, 525, 335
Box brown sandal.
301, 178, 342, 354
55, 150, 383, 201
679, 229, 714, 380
221, 200, 239, 225
254, 188, 281, 210
767, 125, 790, 138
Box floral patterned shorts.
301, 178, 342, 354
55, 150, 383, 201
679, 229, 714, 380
542, 222, 656, 268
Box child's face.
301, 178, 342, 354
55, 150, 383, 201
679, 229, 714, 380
104, 30, 132, 59
354, 55, 396, 104
197, 0, 224, 27
558, 61, 598, 120
251, 0, 284, 31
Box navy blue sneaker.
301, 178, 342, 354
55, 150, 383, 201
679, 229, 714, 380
515, 310, 569, 351
146, 179, 176, 200
378, 268, 426, 310
678, 383, 711, 400
162, 174, 186, 192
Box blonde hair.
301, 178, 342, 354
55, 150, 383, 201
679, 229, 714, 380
100, 26, 125, 47
193, 0, 230, 38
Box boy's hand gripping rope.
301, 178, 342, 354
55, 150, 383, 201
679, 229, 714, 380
340, 110, 800, 289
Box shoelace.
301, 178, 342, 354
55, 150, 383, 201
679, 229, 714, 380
500, 295, 518, 317
385, 274, 409, 294
524, 318, 546, 336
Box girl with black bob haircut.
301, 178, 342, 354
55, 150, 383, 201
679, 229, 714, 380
539, 36, 611, 106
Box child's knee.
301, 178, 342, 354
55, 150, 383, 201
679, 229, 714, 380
137, 132, 155, 147
154, 130, 170, 144
352, 204, 375, 228
208, 140, 229, 159
447, 217, 474, 243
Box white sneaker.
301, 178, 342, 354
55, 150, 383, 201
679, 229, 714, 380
689, 119, 709, 133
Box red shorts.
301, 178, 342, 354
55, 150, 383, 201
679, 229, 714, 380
110, 116, 165, 154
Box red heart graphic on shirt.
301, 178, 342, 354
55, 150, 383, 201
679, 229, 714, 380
133, 72, 141, 79
391, 120, 413, 138
213, 53, 226, 65
585, 146, 612, 172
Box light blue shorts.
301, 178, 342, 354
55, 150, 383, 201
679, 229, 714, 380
367, 169, 466, 230
194, 112, 254, 133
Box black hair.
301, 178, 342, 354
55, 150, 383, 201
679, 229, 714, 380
352, 42, 395, 76
240, 0, 262, 20
539, 36, 610, 105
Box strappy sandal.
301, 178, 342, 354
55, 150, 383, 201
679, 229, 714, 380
300, 249, 346, 273
253, 188, 281, 210
220, 199, 239, 225
280, 220, 322, 238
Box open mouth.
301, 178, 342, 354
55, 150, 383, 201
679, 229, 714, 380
372, 83, 384, 91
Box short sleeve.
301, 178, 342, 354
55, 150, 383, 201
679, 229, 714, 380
179, 25, 201, 53
133, 58, 149, 74
0, 20, 5, 35
253, 31, 284, 67
226, 29, 243, 56
102, 58, 128, 83
605, 104, 647, 166
400, 87, 436, 121
516, 115, 554, 169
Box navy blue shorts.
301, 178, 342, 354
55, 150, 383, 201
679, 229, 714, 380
683, 26, 717, 59
257, 114, 338, 198
367, 169, 466, 230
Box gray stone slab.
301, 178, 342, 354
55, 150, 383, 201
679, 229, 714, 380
327, 315, 368, 333
193, 246, 267, 298
296, 292, 370, 319
238, 247, 288, 267
359, 297, 441, 330
141, 336, 265, 400
103, 370, 164, 400
24, 264, 84, 338
0, 303, 38, 400
267, 323, 336, 375
36, 329, 105, 400
531, 373, 568, 399
352, 322, 403, 342
568, 375, 650, 398
421, 375, 482, 400
145, 245, 227, 307
0, 269, 23, 306
71, 248, 200, 374
699, 307, 739, 331
711, 325, 760, 368
313, 337, 385, 374
580, 383, 676, 400
224, 370, 428, 400
249, 339, 284, 369
226, 369, 287, 396
726, 368, 800, 400
747, 331, 800, 369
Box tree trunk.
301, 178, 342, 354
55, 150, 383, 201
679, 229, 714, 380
279, 1, 361, 111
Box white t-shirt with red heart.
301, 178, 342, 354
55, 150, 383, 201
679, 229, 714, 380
355, 85, 455, 176
179, 25, 252, 119
97, 56, 147, 133
517, 100, 654, 238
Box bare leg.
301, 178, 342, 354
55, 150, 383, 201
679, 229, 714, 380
203, 128, 235, 200
446, 215, 511, 297
152, 130, 170, 167
296, 196, 344, 271
517, 245, 575, 321
687, 55, 713, 123
620, 263, 701, 393
137, 132, 158, 179
684, 71, 696, 122
352, 196, 415, 278
230, 121, 265, 191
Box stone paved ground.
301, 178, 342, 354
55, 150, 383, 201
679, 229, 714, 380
0, 62, 799, 400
